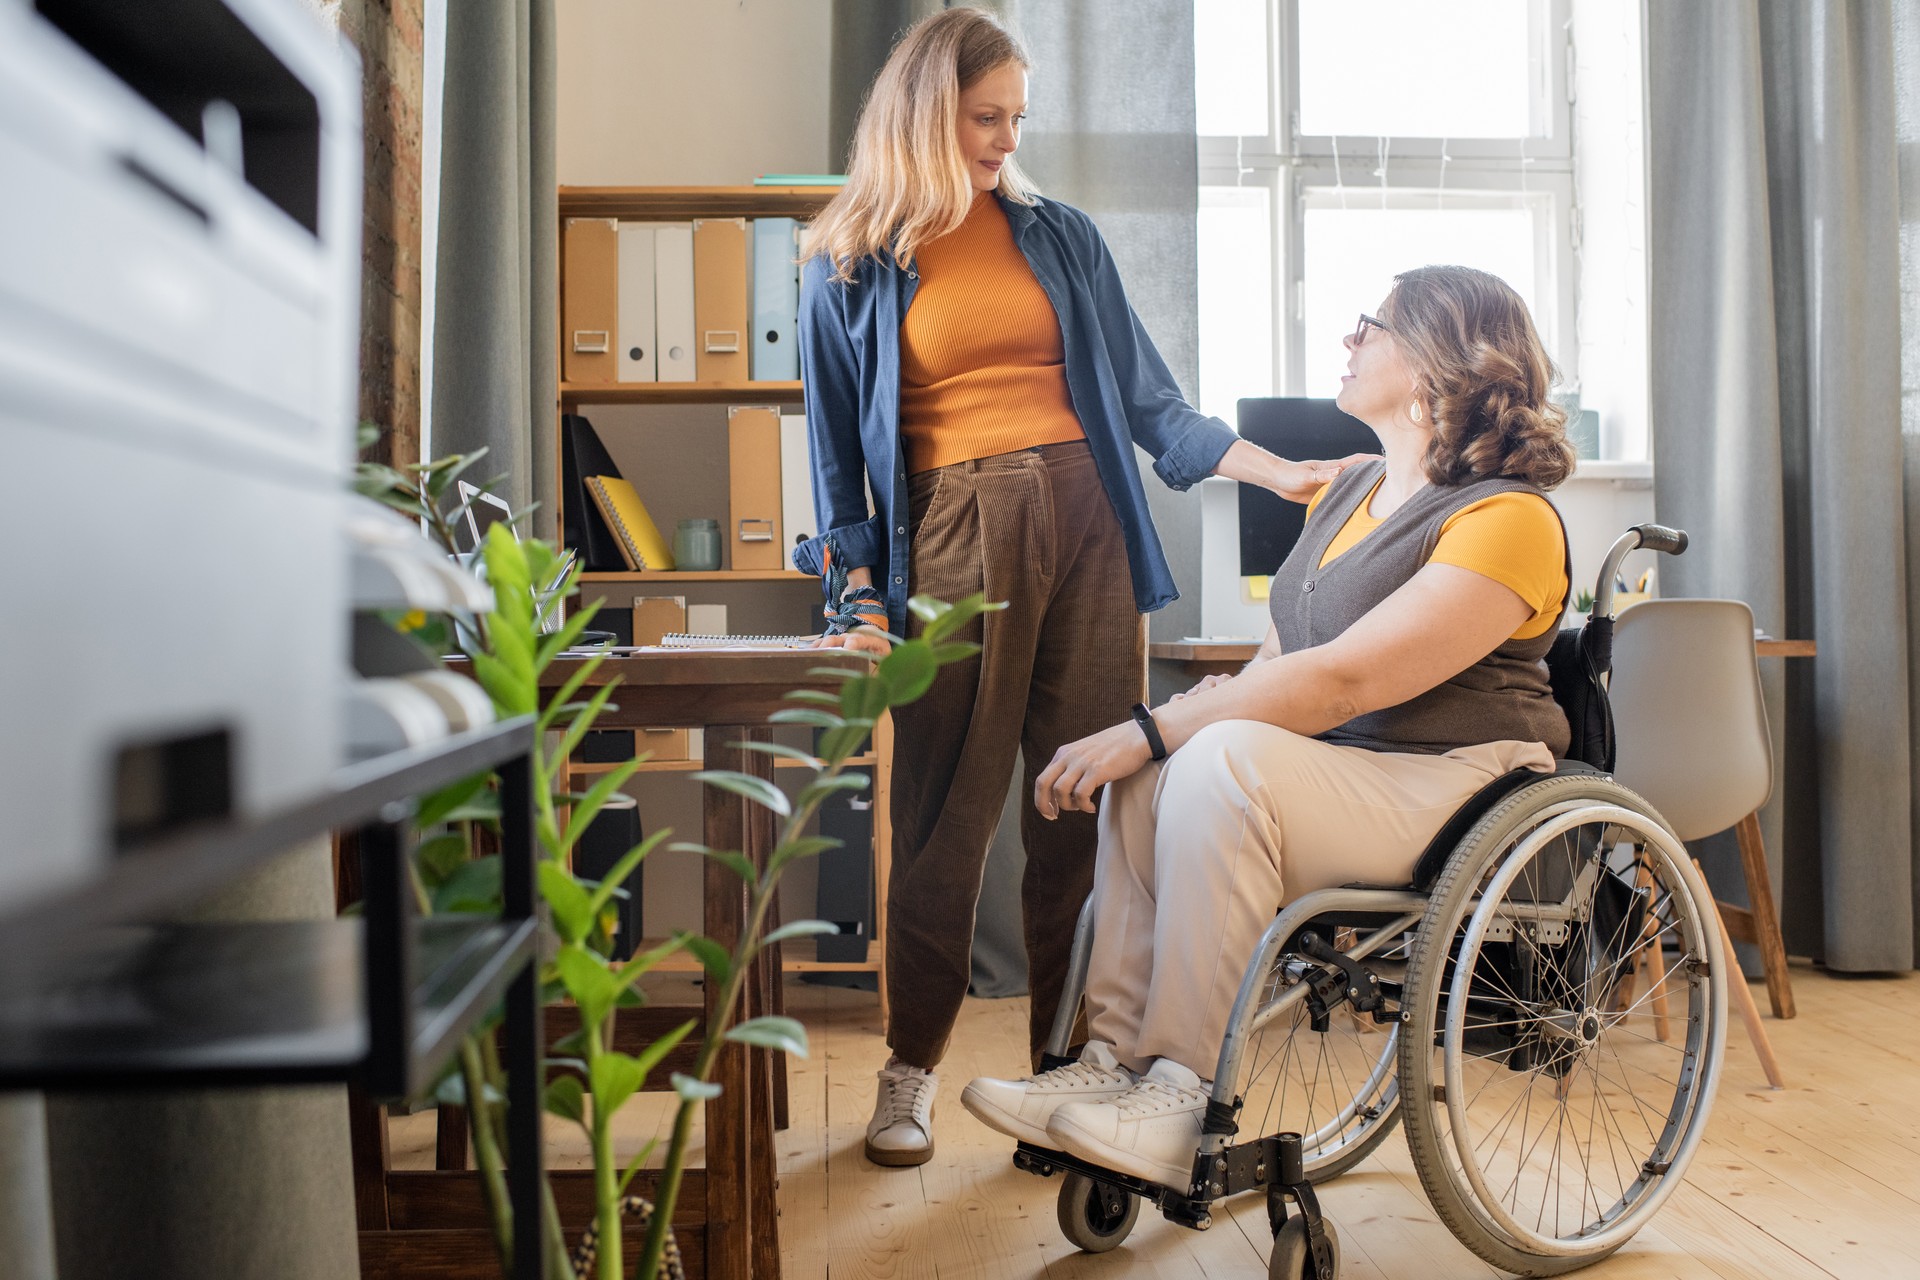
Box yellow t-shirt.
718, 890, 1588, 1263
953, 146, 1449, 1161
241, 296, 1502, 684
1305, 478, 1567, 640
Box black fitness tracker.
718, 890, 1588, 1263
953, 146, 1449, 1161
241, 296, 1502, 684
1130, 702, 1168, 761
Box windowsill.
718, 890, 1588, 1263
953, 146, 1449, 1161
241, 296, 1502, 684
1566, 459, 1653, 484
1202, 459, 1653, 488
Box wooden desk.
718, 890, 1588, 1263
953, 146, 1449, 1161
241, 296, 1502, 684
544, 648, 871, 1280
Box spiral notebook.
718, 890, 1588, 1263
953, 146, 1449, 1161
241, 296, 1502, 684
659, 632, 816, 648
582, 475, 675, 571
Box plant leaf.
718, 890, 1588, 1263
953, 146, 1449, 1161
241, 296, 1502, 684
725, 1015, 810, 1058
558, 756, 645, 858
543, 1075, 586, 1127
679, 933, 733, 985
733, 740, 823, 766
838, 674, 891, 721
816, 721, 873, 764
796, 773, 869, 809
416, 771, 493, 830
782, 689, 842, 707
690, 770, 791, 817
768, 707, 846, 730
590, 1050, 647, 1119
583, 828, 671, 920
432, 854, 502, 915
539, 861, 594, 944
763, 919, 840, 946
929, 641, 981, 666
414, 832, 470, 889
623, 1018, 696, 1097
878, 643, 938, 706
617, 1137, 662, 1198
556, 945, 619, 1028
671, 1073, 722, 1102
670, 843, 757, 885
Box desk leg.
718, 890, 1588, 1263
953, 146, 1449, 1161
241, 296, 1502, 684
704, 727, 754, 1280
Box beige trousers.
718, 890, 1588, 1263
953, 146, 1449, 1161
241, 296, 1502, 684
1084, 719, 1554, 1077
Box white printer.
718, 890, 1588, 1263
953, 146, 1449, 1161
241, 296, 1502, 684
0, 0, 362, 909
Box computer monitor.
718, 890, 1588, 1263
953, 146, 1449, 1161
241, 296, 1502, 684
1237, 398, 1382, 577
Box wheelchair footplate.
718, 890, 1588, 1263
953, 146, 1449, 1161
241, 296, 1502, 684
1013, 1129, 1340, 1278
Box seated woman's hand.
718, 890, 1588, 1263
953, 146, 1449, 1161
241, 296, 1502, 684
1034, 720, 1153, 820
1170, 672, 1232, 701
811, 628, 890, 657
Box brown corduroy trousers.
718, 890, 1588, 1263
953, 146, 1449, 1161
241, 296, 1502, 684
886, 440, 1146, 1070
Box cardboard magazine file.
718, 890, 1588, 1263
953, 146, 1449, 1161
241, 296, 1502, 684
726, 406, 784, 570
631, 595, 691, 761
692, 217, 749, 381
562, 217, 618, 383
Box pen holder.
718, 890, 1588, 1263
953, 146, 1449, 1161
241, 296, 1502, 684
672, 518, 722, 572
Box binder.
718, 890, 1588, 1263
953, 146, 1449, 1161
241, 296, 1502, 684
779, 412, 814, 549
751, 217, 799, 381
653, 222, 696, 382
572, 794, 644, 960
692, 218, 749, 381
727, 406, 784, 570
560, 414, 628, 571
615, 222, 656, 382
631, 596, 689, 759
562, 217, 618, 383
584, 475, 676, 571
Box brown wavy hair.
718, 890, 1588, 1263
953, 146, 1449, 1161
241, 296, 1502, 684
1380, 266, 1575, 490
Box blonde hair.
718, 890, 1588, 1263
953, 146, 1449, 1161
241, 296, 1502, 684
803, 7, 1040, 283
1382, 266, 1576, 491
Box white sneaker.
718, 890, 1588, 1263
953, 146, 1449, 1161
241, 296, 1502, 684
865, 1060, 937, 1167
1046, 1057, 1211, 1190
960, 1042, 1137, 1145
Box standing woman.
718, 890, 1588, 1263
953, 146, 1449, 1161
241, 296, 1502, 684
792, 6, 1358, 1168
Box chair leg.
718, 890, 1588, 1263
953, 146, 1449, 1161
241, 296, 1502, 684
1699, 864, 1786, 1090
1733, 813, 1797, 1020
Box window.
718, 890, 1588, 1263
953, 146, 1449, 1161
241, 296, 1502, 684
1196, 0, 1589, 435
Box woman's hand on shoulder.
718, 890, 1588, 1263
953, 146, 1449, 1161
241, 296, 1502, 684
1034, 720, 1153, 819
1266, 453, 1377, 503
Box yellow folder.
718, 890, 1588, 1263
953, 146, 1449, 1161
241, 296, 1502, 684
584, 475, 676, 571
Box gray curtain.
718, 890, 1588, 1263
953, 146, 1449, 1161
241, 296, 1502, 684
432, 0, 558, 536
1648, 0, 1917, 971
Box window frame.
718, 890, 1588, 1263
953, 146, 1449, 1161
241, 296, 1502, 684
1197, 0, 1578, 401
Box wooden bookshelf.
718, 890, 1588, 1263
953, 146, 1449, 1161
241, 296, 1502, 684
555, 184, 888, 994
579, 569, 815, 583
559, 380, 803, 407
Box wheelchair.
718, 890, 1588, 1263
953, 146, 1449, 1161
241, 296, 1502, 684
1013, 525, 1729, 1279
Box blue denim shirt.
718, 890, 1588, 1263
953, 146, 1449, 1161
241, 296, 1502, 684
791, 193, 1238, 636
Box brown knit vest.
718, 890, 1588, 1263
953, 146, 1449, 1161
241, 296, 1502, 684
1269, 460, 1571, 757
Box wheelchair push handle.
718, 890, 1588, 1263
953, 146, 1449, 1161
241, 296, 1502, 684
1591, 523, 1688, 619
1633, 523, 1689, 555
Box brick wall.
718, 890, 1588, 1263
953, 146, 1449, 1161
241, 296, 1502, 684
328, 0, 426, 471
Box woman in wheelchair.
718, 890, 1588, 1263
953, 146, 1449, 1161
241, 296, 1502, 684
962, 264, 1580, 1189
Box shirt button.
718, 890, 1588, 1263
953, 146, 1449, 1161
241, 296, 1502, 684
1303, 580, 1315, 593
894, 576, 904, 584
897, 526, 906, 535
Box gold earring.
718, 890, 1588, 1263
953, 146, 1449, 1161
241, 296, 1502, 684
1409, 400, 1424, 423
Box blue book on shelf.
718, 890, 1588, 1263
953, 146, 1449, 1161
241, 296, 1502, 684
752, 217, 800, 381
753, 174, 846, 186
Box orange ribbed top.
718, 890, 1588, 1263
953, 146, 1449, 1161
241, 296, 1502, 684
899, 193, 1085, 474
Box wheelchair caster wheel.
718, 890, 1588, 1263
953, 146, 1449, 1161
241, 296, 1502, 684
1056, 1172, 1139, 1253
1269, 1214, 1341, 1279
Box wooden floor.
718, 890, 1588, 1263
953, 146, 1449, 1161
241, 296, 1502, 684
772, 965, 1920, 1280
387, 965, 1920, 1276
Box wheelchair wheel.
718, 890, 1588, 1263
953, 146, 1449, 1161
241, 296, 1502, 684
1056, 1172, 1139, 1253
1236, 933, 1405, 1181
1398, 775, 1727, 1276
1268, 1215, 1341, 1280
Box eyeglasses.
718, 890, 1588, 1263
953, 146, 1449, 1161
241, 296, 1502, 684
1353, 314, 1392, 344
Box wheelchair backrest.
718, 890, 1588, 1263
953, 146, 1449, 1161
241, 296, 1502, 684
1545, 616, 1615, 772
